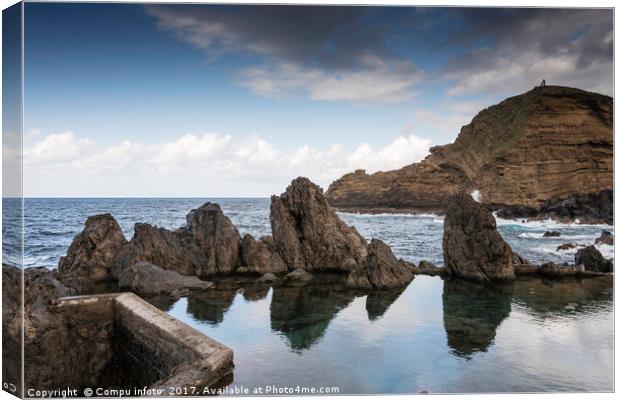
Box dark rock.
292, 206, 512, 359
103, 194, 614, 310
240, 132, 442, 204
283, 269, 314, 285
256, 272, 278, 284
497, 190, 613, 225
513, 264, 539, 275
182, 202, 241, 275
595, 230, 614, 246
118, 262, 213, 295
113, 223, 198, 279
270, 177, 368, 272
556, 243, 578, 251
2, 264, 23, 394
259, 235, 277, 252
543, 230, 561, 237
361, 239, 414, 289
419, 263, 446, 276
443, 193, 515, 282
537, 261, 562, 277
575, 245, 613, 273
58, 214, 127, 284
114, 202, 241, 279
3, 265, 115, 392
240, 234, 288, 275
512, 252, 529, 265
235, 266, 250, 274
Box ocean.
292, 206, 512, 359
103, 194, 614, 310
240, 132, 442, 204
1, 197, 613, 269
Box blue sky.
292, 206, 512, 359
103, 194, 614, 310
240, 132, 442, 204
8, 3, 614, 196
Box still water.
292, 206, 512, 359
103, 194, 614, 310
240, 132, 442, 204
153, 275, 613, 394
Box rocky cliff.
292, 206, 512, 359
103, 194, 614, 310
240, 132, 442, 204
326, 86, 613, 222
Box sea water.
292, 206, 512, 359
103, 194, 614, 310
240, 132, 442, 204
4, 197, 614, 268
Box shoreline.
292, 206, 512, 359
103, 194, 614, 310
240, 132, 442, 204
333, 205, 613, 226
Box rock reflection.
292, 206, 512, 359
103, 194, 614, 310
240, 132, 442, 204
186, 288, 238, 324
366, 287, 406, 321
442, 279, 514, 358
270, 285, 358, 351
242, 285, 270, 301
145, 294, 179, 312
512, 276, 613, 317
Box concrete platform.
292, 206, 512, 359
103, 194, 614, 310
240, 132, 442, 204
56, 292, 234, 392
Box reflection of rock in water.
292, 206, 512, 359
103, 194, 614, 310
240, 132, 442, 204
366, 287, 405, 321
242, 286, 270, 301
270, 285, 358, 351
512, 276, 613, 317
186, 288, 238, 324
442, 279, 513, 358
144, 294, 179, 312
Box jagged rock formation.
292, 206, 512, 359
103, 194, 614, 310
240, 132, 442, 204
114, 203, 241, 279
240, 234, 287, 275
271, 177, 414, 289
443, 193, 515, 282
283, 268, 314, 285
346, 239, 414, 289
118, 262, 213, 295
58, 203, 287, 294
2, 264, 22, 394
409, 260, 446, 276
326, 86, 612, 223
59, 178, 417, 292
2, 264, 116, 392
575, 245, 613, 273
270, 177, 369, 272
58, 214, 127, 283
595, 230, 614, 246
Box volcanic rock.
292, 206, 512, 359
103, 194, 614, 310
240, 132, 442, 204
2, 265, 115, 392
363, 239, 414, 289
557, 243, 578, 251
595, 230, 614, 246
512, 252, 530, 265
283, 269, 314, 285
118, 262, 213, 295
113, 223, 198, 278
256, 272, 278, 284
537, 261, 562, 277
443, 193, 515, 282
240, 234, 288, 275
58, 214, 127, 284
346, 240, 414, 289
414, 260, 446, 276
270, 177, 368, 272
113, 202, 241, 279
575, 245, 613, 273
326, 86, 612, 223
182, 202, 241, 275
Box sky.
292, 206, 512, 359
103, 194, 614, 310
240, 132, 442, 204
3, 3, 614, 197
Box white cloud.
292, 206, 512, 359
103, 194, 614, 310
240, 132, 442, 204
23, 131, 432, 197
239, 55, 424, 104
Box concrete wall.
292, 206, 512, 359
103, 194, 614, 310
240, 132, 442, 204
55, 293, 234, 393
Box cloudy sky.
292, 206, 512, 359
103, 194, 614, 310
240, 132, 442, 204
11, 3, 614, 197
